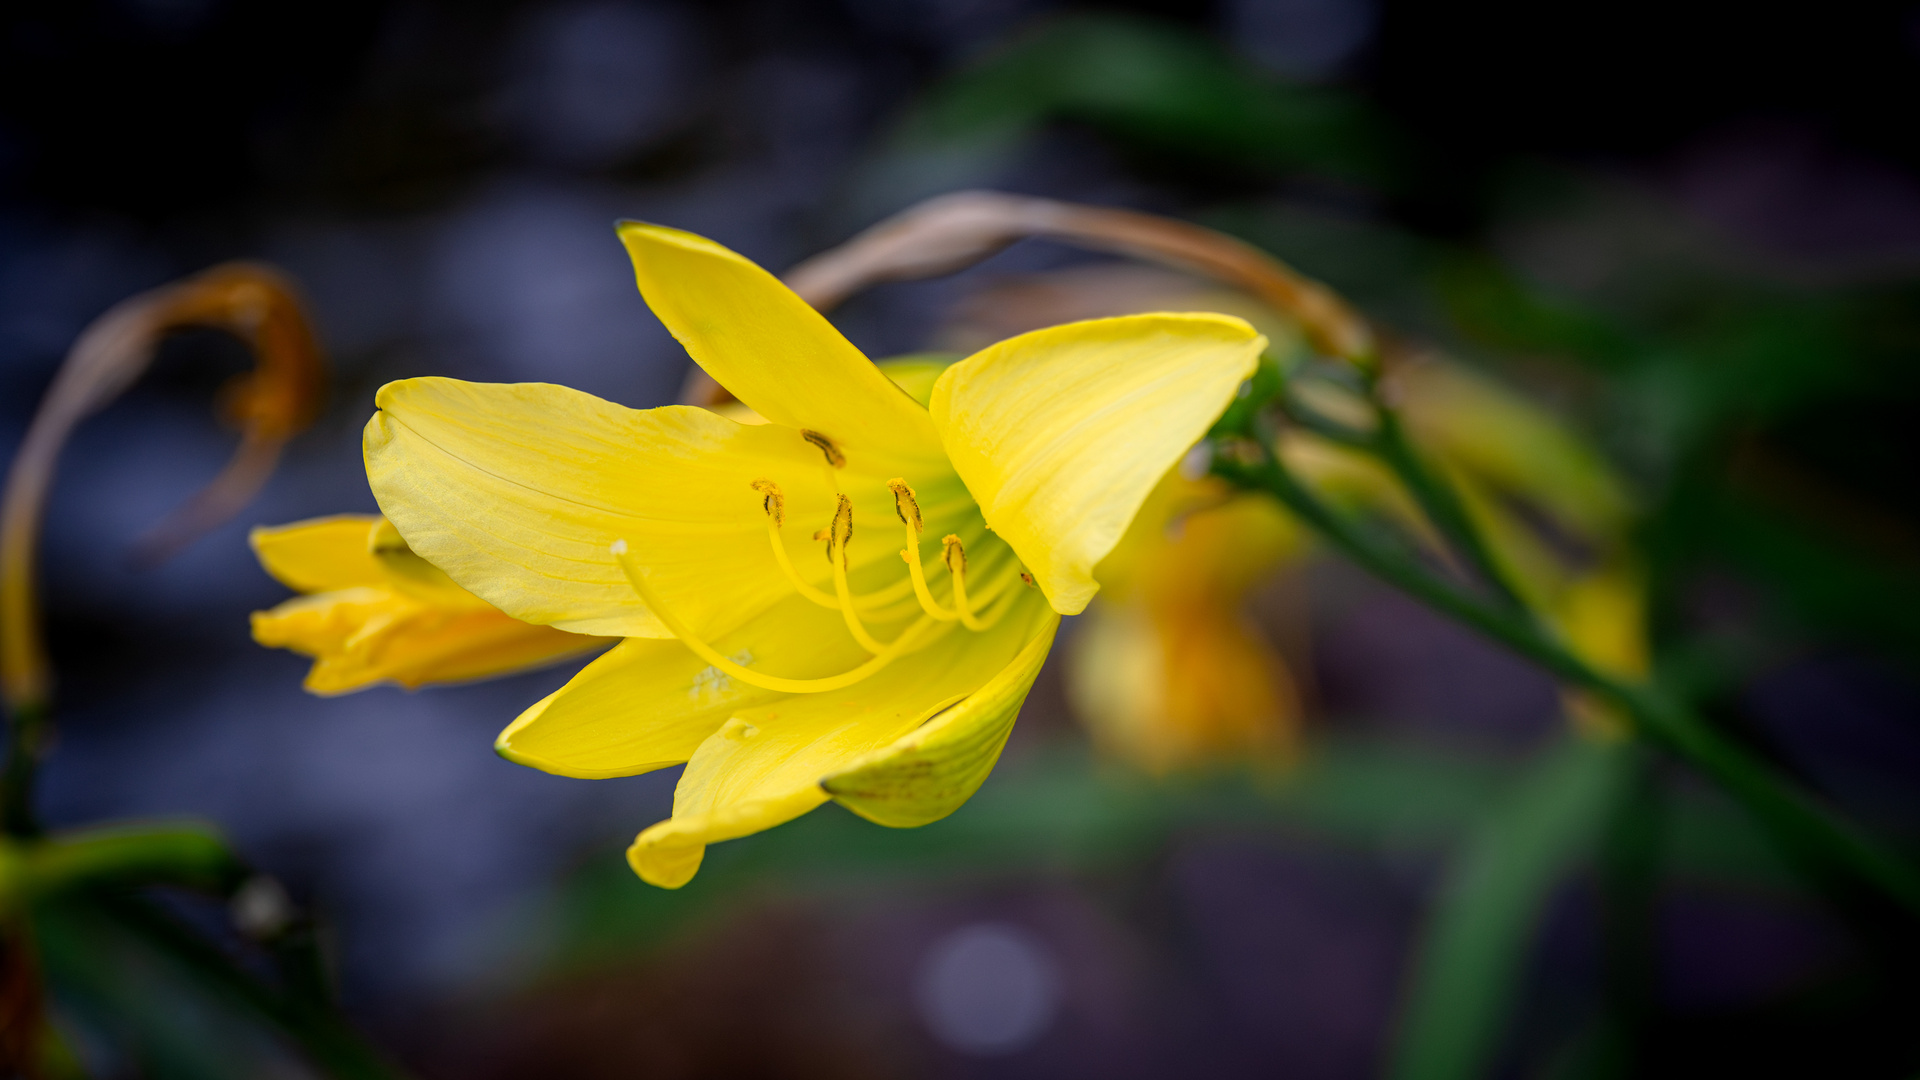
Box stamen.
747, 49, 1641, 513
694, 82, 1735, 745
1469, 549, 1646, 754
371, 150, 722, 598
752, 480, 914, 613
889, 479, 960, 623
826, 495, 903, 654
942, 535, 992, 632
613, 539, 940, 694
800, 429, 845, 469
750, 478, 784, 526
886, 479, 922, 534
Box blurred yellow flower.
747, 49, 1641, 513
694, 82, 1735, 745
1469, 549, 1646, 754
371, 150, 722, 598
250, 515, 610, 695
361, 223, 1265, 886
1070, 469, 1309, 772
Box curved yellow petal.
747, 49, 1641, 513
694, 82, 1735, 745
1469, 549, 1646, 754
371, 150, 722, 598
496, 594, 874, 779
823, 606, 1059, 827
364, 378, 842, 639
930, 312, 1264, 615
618, 223, 945, 469
251, 587, 392, 659
626, 591, 1055, 887
250, 515, 386, 593
251, 588, 604, 695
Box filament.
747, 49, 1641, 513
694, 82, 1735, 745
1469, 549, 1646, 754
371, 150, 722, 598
826, 494, 903, 654
613, 540, 940, 694
739, 476, 1030, 667
890, 478, 959, 623
755, 481, 914, 613
943, 535, 992, 631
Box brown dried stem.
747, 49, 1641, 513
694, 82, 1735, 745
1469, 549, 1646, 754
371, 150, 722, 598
1, 262, 325, 713
682, 190, 1374, 407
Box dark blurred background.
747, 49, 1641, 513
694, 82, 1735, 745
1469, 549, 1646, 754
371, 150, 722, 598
5, 0, 1920, 1076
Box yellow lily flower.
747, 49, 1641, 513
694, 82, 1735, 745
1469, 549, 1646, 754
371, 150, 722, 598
360, 224, 1266, 886
250, 515, 611, 695
1069, 468, 1308, 772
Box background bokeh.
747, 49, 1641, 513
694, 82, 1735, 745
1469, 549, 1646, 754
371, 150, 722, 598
5, 0, 1920, 1076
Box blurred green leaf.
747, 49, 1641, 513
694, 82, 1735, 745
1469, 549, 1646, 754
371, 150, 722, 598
35, 893, 403, 1079
36, 897, 317, 1080
27, 821, 245, 898
853, 15, 1398, 217
1388, 736, 1627, 1080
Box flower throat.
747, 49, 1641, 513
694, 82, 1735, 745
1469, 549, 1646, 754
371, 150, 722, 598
612, 441, 1025, 695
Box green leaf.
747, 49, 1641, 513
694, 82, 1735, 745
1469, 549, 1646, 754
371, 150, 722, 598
1388, 735, 1628, 1080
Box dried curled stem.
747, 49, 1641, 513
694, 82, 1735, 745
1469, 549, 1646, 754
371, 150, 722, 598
684, 190, 1374, 407
1, 263, 325, 711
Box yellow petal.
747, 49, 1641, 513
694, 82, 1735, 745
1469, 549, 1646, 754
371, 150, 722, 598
823, 607, 1059, 827
495, 594, 873, 779
251, 587, 393, 658
365, 378, 843, 639
618, 223, 945, 469
251, 588, 603, 695
364, 517, 492, 610
876, 353, 959, 407
250, 516, 386, 593
626, 592, 1055, 887
930, 313, 1265, 615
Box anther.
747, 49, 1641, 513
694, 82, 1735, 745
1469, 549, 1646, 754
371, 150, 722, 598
1020, 572, 1036, 588
749, 479, 784, 526
824, 494, 898, 654
939, 535, 991, 632
830, 494, 854, 563
800, 429, 846, 469
613, 539, 941, 694
941, 534, 966, 575
886, 479, 922, 534
759, 479, 915, 614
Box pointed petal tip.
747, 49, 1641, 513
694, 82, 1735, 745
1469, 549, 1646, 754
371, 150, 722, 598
627, 836, 704, 889
616, 220, 740, 261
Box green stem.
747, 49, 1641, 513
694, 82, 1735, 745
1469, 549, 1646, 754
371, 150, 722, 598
1369, 399, 1535, 616
1211, 423, 1920, 915
1, 703, 47, 839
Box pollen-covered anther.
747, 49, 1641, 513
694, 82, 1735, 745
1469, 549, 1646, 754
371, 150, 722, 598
885, 478, 922, 534
830, 494, 854, 564
749, 478, 784, 526
940, 534, 966, 575
800, 429, 846, 469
